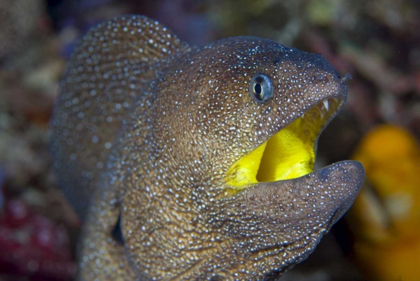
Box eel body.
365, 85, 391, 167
51, 15, 364, 280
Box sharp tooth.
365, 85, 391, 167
323, 100, 329, 111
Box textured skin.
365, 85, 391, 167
51, 15, 364, 280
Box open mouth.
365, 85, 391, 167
225, 97, 343, 195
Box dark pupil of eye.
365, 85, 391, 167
254, 83, 262, 97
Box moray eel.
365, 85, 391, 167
51, 15, 365, 280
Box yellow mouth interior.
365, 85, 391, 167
225, 98, 341, 195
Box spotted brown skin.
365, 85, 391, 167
51, 15, 364, 280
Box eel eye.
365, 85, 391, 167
249, 73, 273, 103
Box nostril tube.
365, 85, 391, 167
341, 73, 353, 83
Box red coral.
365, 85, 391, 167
0, 198, 76, 281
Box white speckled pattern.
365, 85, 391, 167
51, 15, 364, 281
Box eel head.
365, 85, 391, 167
121, 37, 364, 280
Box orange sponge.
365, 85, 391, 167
350, 124, 420, 281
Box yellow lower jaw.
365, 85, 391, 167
225, 116, 318, 193
257, 124, 315, 182
225, 142, 268, 187
225, 98, 340, 195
